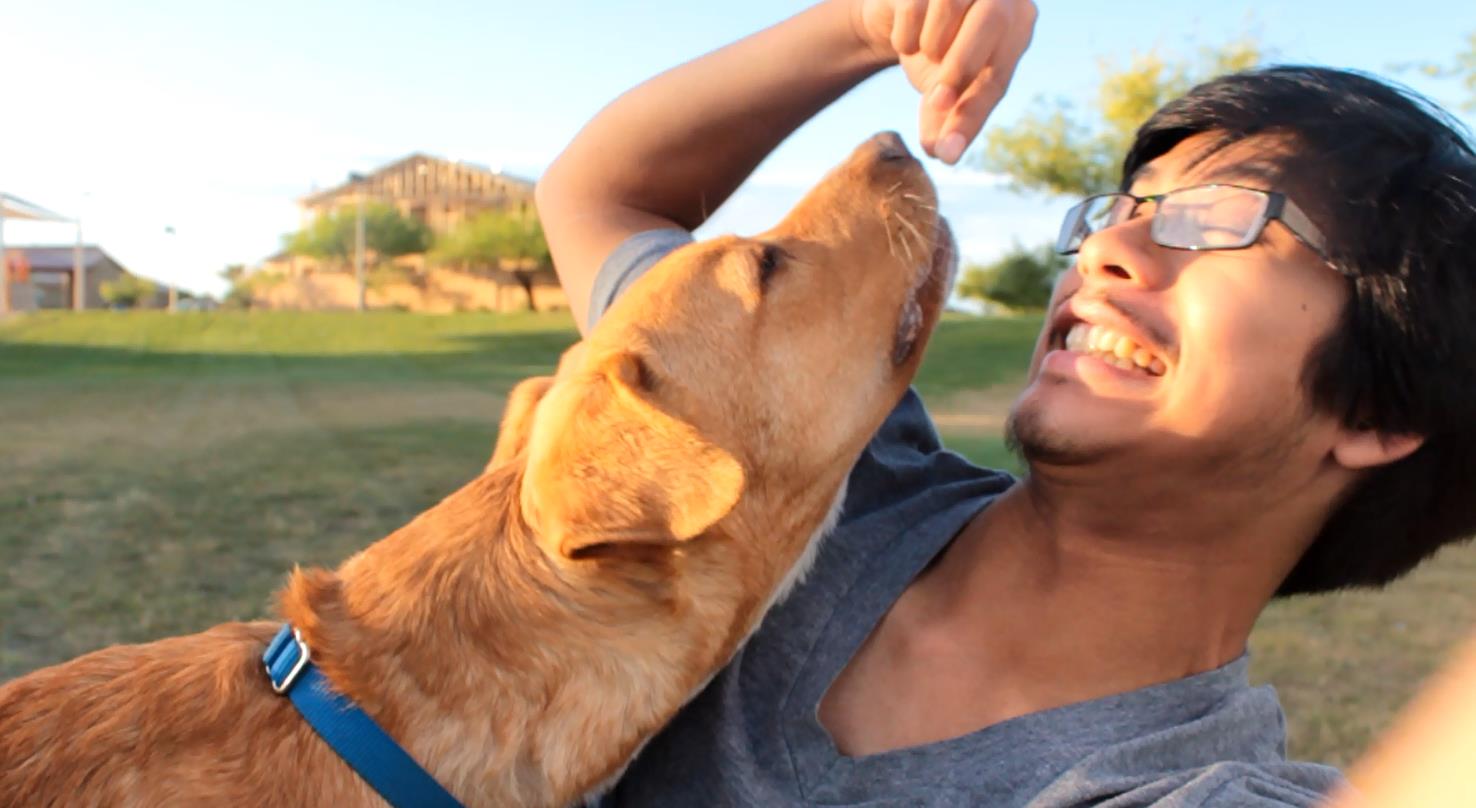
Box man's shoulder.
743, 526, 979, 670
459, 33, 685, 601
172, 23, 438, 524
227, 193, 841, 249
839, 388, 1013, 524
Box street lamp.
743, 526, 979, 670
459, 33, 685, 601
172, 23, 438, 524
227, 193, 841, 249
349, 172, 367, 312
164, 225, 178, 312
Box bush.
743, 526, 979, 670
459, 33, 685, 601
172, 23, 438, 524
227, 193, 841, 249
956, 242, 1068, 312
99, 275, 158, 309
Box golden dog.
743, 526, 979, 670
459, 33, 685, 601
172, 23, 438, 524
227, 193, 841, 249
0, 131, 954, 807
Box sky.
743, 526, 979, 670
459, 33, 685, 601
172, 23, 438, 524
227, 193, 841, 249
1, 1, 1472, 297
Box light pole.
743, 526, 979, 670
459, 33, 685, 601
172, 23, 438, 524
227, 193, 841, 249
164, 225, 179, 312
349, 172, 367, 312
73, 218, 85, 310
1, 190, 9, 316
73, 191, 92, 311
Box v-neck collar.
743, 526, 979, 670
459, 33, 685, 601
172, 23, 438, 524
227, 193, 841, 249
776, 488, 1257, 804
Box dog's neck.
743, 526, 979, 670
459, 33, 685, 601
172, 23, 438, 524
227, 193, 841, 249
273, 463, 762, 806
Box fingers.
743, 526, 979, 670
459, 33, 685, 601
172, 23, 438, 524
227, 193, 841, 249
890, 0, 928, 56
919, 1, 1005, 159
938, 5, 1034, 162
919, 0, 973, 62
919, 0, 1037, 164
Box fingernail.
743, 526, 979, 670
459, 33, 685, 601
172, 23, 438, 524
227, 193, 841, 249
928, 83, 957, 111
936, 132, 966, 164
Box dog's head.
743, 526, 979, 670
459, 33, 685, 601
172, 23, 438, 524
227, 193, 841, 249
517, 132, 954, 585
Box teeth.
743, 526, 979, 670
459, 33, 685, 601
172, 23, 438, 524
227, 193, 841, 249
1065, 322, 1089, 352
1058, 321, 1166, 377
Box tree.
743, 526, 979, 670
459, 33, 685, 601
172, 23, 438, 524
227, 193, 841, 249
284, 202, 431, 308
286, 202, 431, 265
219, 263, 254, 310
1399, 31, 1476, 113
432, 209, 551, 311
99, 274, 158, 309
982, 40, 1263, 197
963, 41, 1262, 315
955, 243, 1068, 312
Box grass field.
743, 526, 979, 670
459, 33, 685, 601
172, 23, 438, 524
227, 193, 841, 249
2, 309, 1472, 768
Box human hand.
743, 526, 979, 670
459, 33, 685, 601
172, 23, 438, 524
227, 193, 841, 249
851, 0, 1037, 164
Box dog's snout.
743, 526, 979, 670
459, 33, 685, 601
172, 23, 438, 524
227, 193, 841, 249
870, 131, 911, 162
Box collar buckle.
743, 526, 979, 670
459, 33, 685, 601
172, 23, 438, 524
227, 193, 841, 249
263, 624, 312, 695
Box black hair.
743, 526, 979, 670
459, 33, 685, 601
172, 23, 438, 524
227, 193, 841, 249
1124, 66, 1476, 596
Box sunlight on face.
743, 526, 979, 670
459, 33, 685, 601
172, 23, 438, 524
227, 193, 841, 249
1007, 133, 1350, 482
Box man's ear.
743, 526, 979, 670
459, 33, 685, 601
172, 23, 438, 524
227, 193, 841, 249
487, 375, 556, 472
1332, 425, 1425, 471
519, 351, 744, 559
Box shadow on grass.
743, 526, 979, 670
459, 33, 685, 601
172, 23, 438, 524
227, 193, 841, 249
0, 312, 1045, 397
0, 331, 579, 388
0, 417, 500, 680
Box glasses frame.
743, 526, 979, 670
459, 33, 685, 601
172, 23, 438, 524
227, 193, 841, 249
1056, 183, 1337, 272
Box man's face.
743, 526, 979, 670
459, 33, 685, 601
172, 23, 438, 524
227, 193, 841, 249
1009, 132, 1351, 480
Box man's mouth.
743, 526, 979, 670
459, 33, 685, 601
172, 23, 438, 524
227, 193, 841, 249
1053, 322, 1167, 377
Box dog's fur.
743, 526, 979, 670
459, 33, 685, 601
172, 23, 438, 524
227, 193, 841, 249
0, 133, 955, 808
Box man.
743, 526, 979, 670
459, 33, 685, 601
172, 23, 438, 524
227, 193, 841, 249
535, 0, 1476, 804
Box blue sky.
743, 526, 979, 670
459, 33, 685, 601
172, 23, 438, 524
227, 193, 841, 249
1, 1, 1472, 296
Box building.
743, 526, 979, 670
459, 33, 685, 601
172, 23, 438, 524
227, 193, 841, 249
300, 153, 535, 235
2, 245, 163, 311
253, 154, 565, 312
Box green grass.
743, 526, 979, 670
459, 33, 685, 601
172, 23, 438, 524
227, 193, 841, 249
2, 309, 1472, 769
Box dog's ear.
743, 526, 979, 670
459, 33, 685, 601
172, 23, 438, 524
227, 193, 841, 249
487, 343, 587, 472
487, 375, 556, 472
520, 351, 744, 560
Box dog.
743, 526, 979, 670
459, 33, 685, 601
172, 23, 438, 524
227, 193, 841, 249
0, 131, 955, 807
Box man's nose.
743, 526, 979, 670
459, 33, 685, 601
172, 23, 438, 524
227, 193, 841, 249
1074, 218, 1169, 290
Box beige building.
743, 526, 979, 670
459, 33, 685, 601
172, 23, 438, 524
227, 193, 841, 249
301, 153, 535, 234
255, 154, 565, 313
3, 246, 163, 311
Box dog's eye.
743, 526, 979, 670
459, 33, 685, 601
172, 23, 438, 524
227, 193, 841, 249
757, 244, 786, 290
632, 354, 658, 391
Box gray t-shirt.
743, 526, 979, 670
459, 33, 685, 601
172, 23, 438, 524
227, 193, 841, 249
590, 230, 1344, 807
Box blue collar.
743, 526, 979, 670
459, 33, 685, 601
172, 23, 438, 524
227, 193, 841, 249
263, 624, 465, 808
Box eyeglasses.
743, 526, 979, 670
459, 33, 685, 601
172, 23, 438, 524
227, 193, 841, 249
1055, 183, 1335, 269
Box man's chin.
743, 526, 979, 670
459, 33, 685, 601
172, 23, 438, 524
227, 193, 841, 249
1004, 406, 1114, 467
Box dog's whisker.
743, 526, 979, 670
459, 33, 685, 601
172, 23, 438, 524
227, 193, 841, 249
901, 194, 937, 212
896, 214, 927, 262
891, 213, 916, 263
883, 213, 899, 260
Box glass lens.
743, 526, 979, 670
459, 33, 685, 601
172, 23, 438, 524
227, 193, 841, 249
1057, 194, 1135, 253
1154, 186, 1269, 249
1056, 201, 1088, 253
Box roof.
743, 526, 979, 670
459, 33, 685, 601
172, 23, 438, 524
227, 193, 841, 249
0, 193, 71, 222
300, 152, 535, 205
7, 245, 112, 272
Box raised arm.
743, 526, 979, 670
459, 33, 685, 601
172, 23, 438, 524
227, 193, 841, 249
1323, 630, 1476, 807
537, 0, 1037, 330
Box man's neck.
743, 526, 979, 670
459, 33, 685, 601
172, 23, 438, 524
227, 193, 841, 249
900, 472, 1333, 709
873, 475, 1340, 714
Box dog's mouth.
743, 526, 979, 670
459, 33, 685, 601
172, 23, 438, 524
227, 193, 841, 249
891, 218, 956, 366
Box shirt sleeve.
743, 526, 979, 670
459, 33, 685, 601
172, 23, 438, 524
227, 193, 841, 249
586, 228, 695, 332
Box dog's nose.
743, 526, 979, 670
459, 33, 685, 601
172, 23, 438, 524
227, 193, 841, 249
870, 131, 911, 162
